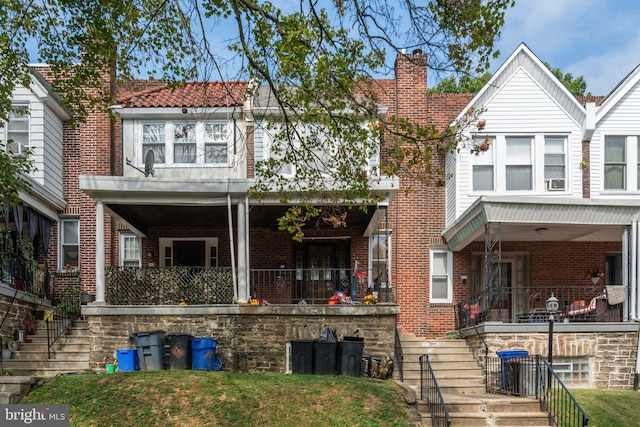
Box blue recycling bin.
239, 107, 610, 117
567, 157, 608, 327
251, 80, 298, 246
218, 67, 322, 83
191, 337, 218, 370
497, 349, 529, 392
116, 349, 139, 372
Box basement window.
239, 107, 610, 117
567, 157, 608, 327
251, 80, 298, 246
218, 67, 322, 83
551, 357, 590, 387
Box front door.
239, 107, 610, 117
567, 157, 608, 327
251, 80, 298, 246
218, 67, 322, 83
294, 240, 350, 303
173, 240, 206, 267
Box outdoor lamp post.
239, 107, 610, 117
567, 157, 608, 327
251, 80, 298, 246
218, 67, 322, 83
546, 293, 559, 366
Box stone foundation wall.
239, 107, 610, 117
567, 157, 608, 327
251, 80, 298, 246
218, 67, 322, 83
465, 330, 639, 389
84, 304, 399, 373
0, 286, 52, 341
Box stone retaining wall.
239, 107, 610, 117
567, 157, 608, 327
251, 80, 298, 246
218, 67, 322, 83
0, 286, 52, 342
465, 329, 639, 389
83, 304, 399, 373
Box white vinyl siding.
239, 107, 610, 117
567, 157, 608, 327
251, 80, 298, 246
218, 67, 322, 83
430, 247, 452, 303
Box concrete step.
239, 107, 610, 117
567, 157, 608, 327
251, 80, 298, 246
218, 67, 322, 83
2, 360, 90, 371
0, 376, 35, 404
11, 351, 90, 362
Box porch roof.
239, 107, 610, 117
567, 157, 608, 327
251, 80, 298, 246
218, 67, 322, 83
442, 196, 640, 251
79, 175, 397, 235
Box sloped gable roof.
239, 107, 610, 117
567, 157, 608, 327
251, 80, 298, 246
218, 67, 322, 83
452, 43, 586, 126
595, 63, 640, 123
117, 81, 249, 108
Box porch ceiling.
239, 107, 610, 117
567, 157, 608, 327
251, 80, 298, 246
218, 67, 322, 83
443, 196, 640, 251
107, 203, 374, 236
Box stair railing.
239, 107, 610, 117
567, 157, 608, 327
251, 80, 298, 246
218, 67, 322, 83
45, 304, 80, 359
419, 354, 451, 427
394, 327, 404, 381
539, 357, 589, 427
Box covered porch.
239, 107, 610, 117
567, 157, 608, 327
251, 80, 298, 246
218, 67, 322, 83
443, 196, 640, 328
79, 175, 398, 306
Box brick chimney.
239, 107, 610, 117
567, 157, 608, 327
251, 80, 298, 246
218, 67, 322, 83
394, 50, 428, 121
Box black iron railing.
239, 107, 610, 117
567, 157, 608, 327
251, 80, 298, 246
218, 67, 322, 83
250, 268, 393, 305
485, 355, 588, 426
419, 354, 451, 427
457, 284, 623, 329
46, 303, 81, 359
539, 357, 589, 427
394, 327, 403, 382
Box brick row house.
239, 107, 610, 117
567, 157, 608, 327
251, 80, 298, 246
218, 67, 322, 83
1, 44, 639, 388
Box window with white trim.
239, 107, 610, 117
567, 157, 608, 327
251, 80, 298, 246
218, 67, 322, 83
1, 106, 30, 157
119, 233, 141, 268
505, 136, 533, 190
604, 135, 628, 190
140, 121, 231, 166
159, 237, 219, 267
430, 247, 452, 303
471, 136, 495, 191
369, 232, 391, 288
60, 219, 79, 270
544, 136, 566, 182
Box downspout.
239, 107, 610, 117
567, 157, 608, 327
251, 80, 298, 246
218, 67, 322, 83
245, 196, 250, 299
227, 194, 238, 303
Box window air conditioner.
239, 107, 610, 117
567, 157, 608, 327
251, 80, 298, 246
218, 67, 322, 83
7, 142, 27, 157
546, 178, 565, 191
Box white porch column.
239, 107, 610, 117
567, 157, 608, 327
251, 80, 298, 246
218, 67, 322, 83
237, 200, 248, 303
94, 200, 106, 304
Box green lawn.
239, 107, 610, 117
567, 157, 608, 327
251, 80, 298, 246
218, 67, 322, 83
22, 371, 415, 427
571, 388, 640, 427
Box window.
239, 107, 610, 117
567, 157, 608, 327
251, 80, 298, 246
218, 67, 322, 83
505, 136, 532, 190
544, 136, 566, 181
552, 358, 590, 386
1, 107, 30, 156
430, 247, 452, 302
204, 122, 229, 164
119, 233, 141, 268
471, 136, 495, 191
605, 253, 622, 285
604, 136, 626, 190
141, 121, 230, 166
159, 238, 218, 267
142, 123, 166, 163
173, 123, 196, 163
60, 219, 79, 270
369, 232, 391, 288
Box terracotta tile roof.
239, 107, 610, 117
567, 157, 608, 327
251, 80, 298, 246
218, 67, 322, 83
117, 81, 249, 108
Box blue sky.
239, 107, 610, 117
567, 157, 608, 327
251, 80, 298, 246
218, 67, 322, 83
489, 0, 640, 96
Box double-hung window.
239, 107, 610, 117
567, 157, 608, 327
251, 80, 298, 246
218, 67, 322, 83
604, 136, 627, 190
471, 136, 495, 191
2, 107, 30, 156
204, 122, 228, 164
142, 123, 166, 163
173, 123, 196, 163
544, 136, 566, 182
60, 219, 79, 270
430, 247, 452, 303
369, 232, 391, 288
505, 136, 532, 190
120, 233, 141, 268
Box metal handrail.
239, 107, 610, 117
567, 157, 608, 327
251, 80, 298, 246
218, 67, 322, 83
394, 327, 403, 381
46, 305, 80, 359
419, 354, 451, 427
539, 357, 589, 427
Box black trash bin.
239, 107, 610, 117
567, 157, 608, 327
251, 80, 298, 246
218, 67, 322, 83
133, 330, 166, 370
291, 340, 314, 374
496, 349, 529, 394
313, 340, 337, 375
338, 337, 364, 376
167, 333, 194, 370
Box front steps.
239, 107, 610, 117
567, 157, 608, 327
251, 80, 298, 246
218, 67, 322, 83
1, 320, 91, 377
397, 330, 552, 427
0, 376, 36, 403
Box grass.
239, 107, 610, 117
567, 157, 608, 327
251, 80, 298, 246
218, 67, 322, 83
22, 371, 415, 427
571, 388, 640, 427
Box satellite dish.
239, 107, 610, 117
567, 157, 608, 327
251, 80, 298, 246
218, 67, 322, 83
144, 150, 155, 177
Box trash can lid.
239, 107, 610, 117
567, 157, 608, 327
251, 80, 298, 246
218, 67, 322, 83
496, 349, 529, 359
132, 330, 166, 336
167, 332, 194, 337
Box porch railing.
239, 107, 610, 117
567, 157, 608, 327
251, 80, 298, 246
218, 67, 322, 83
46, 302, 81, 359
419, 354, 451, 427
250, 268, 393, 305
105, 266, 234, 305
485, 355, 588, 426
456, 284, 624, 328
